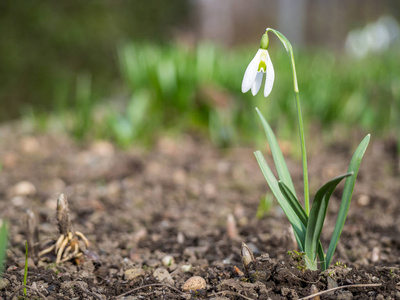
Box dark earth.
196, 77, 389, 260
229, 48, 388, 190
0, 123, 399, 299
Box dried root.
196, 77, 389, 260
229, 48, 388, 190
38, 193, 90, 264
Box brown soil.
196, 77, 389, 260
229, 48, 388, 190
0, 125, 399, 299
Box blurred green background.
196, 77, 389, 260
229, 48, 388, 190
1, 0, 399, 148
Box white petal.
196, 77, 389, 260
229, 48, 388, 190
241, 49, 261, 93
264, 51, 275, 97
251, 72, 263, 95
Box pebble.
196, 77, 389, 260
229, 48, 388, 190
153, 268, 174, 285
327, 276, 338, 289
9, 181, 36, 197
11, 196, 25, 207
20, 136, 40, 154
17, 257, 36, 269
124, 268, 145, 281
90, 141, 115, 157
337, 291, 353, 300
310, 284, 320, 300
204, 183, 216, 198
395, 291, 400, 300
181, 276, 206, 292
2, 152, 18, 168
357, 194, 370, 206
0, 278, 9, 290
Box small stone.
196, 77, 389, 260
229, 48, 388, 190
11, 196, 25, 207
204, 183, 216, 198
17, 257, 36, 269
327, 276, 338, 289
0, 278, 9, 290
173, 169, 186, 185
161, 255, 175, 267
310, 284, 320, 300
9, 181, 36, 197
90, 141, 114, 157
2, 152, 18, 168
233, 266, 244, 277
181, 276, 206, 292
326, 276, 338, 296
153, 268, 174, 285
124, 268, 145, 281
357, 194, 370, 206
20, 136, 40, 154
133, 228, 148, 243
395, 291, 400, 300
337, 291, 353, 300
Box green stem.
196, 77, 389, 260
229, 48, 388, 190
295, 91, 309, 215
266, 28, 310, 215
24, 241, 28, 296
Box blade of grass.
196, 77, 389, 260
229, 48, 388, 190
0, 221, 8, 276
254, 151, 305, 250
326, 134, 370, 267
24, 241, 28, 296
279, 181, 327, 270
305, 173, 353, 265
255, 108, 297, 197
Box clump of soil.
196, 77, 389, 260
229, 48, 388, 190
0, 125, 399, 299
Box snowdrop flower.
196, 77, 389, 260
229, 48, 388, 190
241, 32, 275, 97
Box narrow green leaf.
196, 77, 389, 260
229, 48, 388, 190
305, 173, 353, 264
0, 221, 8, 276
278, 181, 307, 226
326, 134, 370, 267
279, 181, 327, 270
254, 151, 305, 250
255, 108, 296, 197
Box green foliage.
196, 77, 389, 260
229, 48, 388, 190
18, 40, 399, 148
304, 173, 352, 267
255, 110, 370, 270
326, 134, 371, 267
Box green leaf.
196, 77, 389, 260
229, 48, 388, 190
326, 134, 370, 267
0, 221, 8, 276
278, 181, 307, 226
255, 108, 296, 197
305, 172, 353, 265
254, 151, 305, 250
279, 181, 327, 270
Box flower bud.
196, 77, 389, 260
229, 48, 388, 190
260, 32, 269, 50
241, 243, 255, 275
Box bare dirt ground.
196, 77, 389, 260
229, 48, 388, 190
0, 124, 399, 299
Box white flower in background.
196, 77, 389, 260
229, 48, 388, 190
241, 32, 275, 97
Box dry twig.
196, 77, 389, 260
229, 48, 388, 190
299, 282, 400, 300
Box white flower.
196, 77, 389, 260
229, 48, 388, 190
241, 48, 275, 97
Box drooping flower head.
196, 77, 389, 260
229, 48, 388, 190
241, 32, 275, 97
